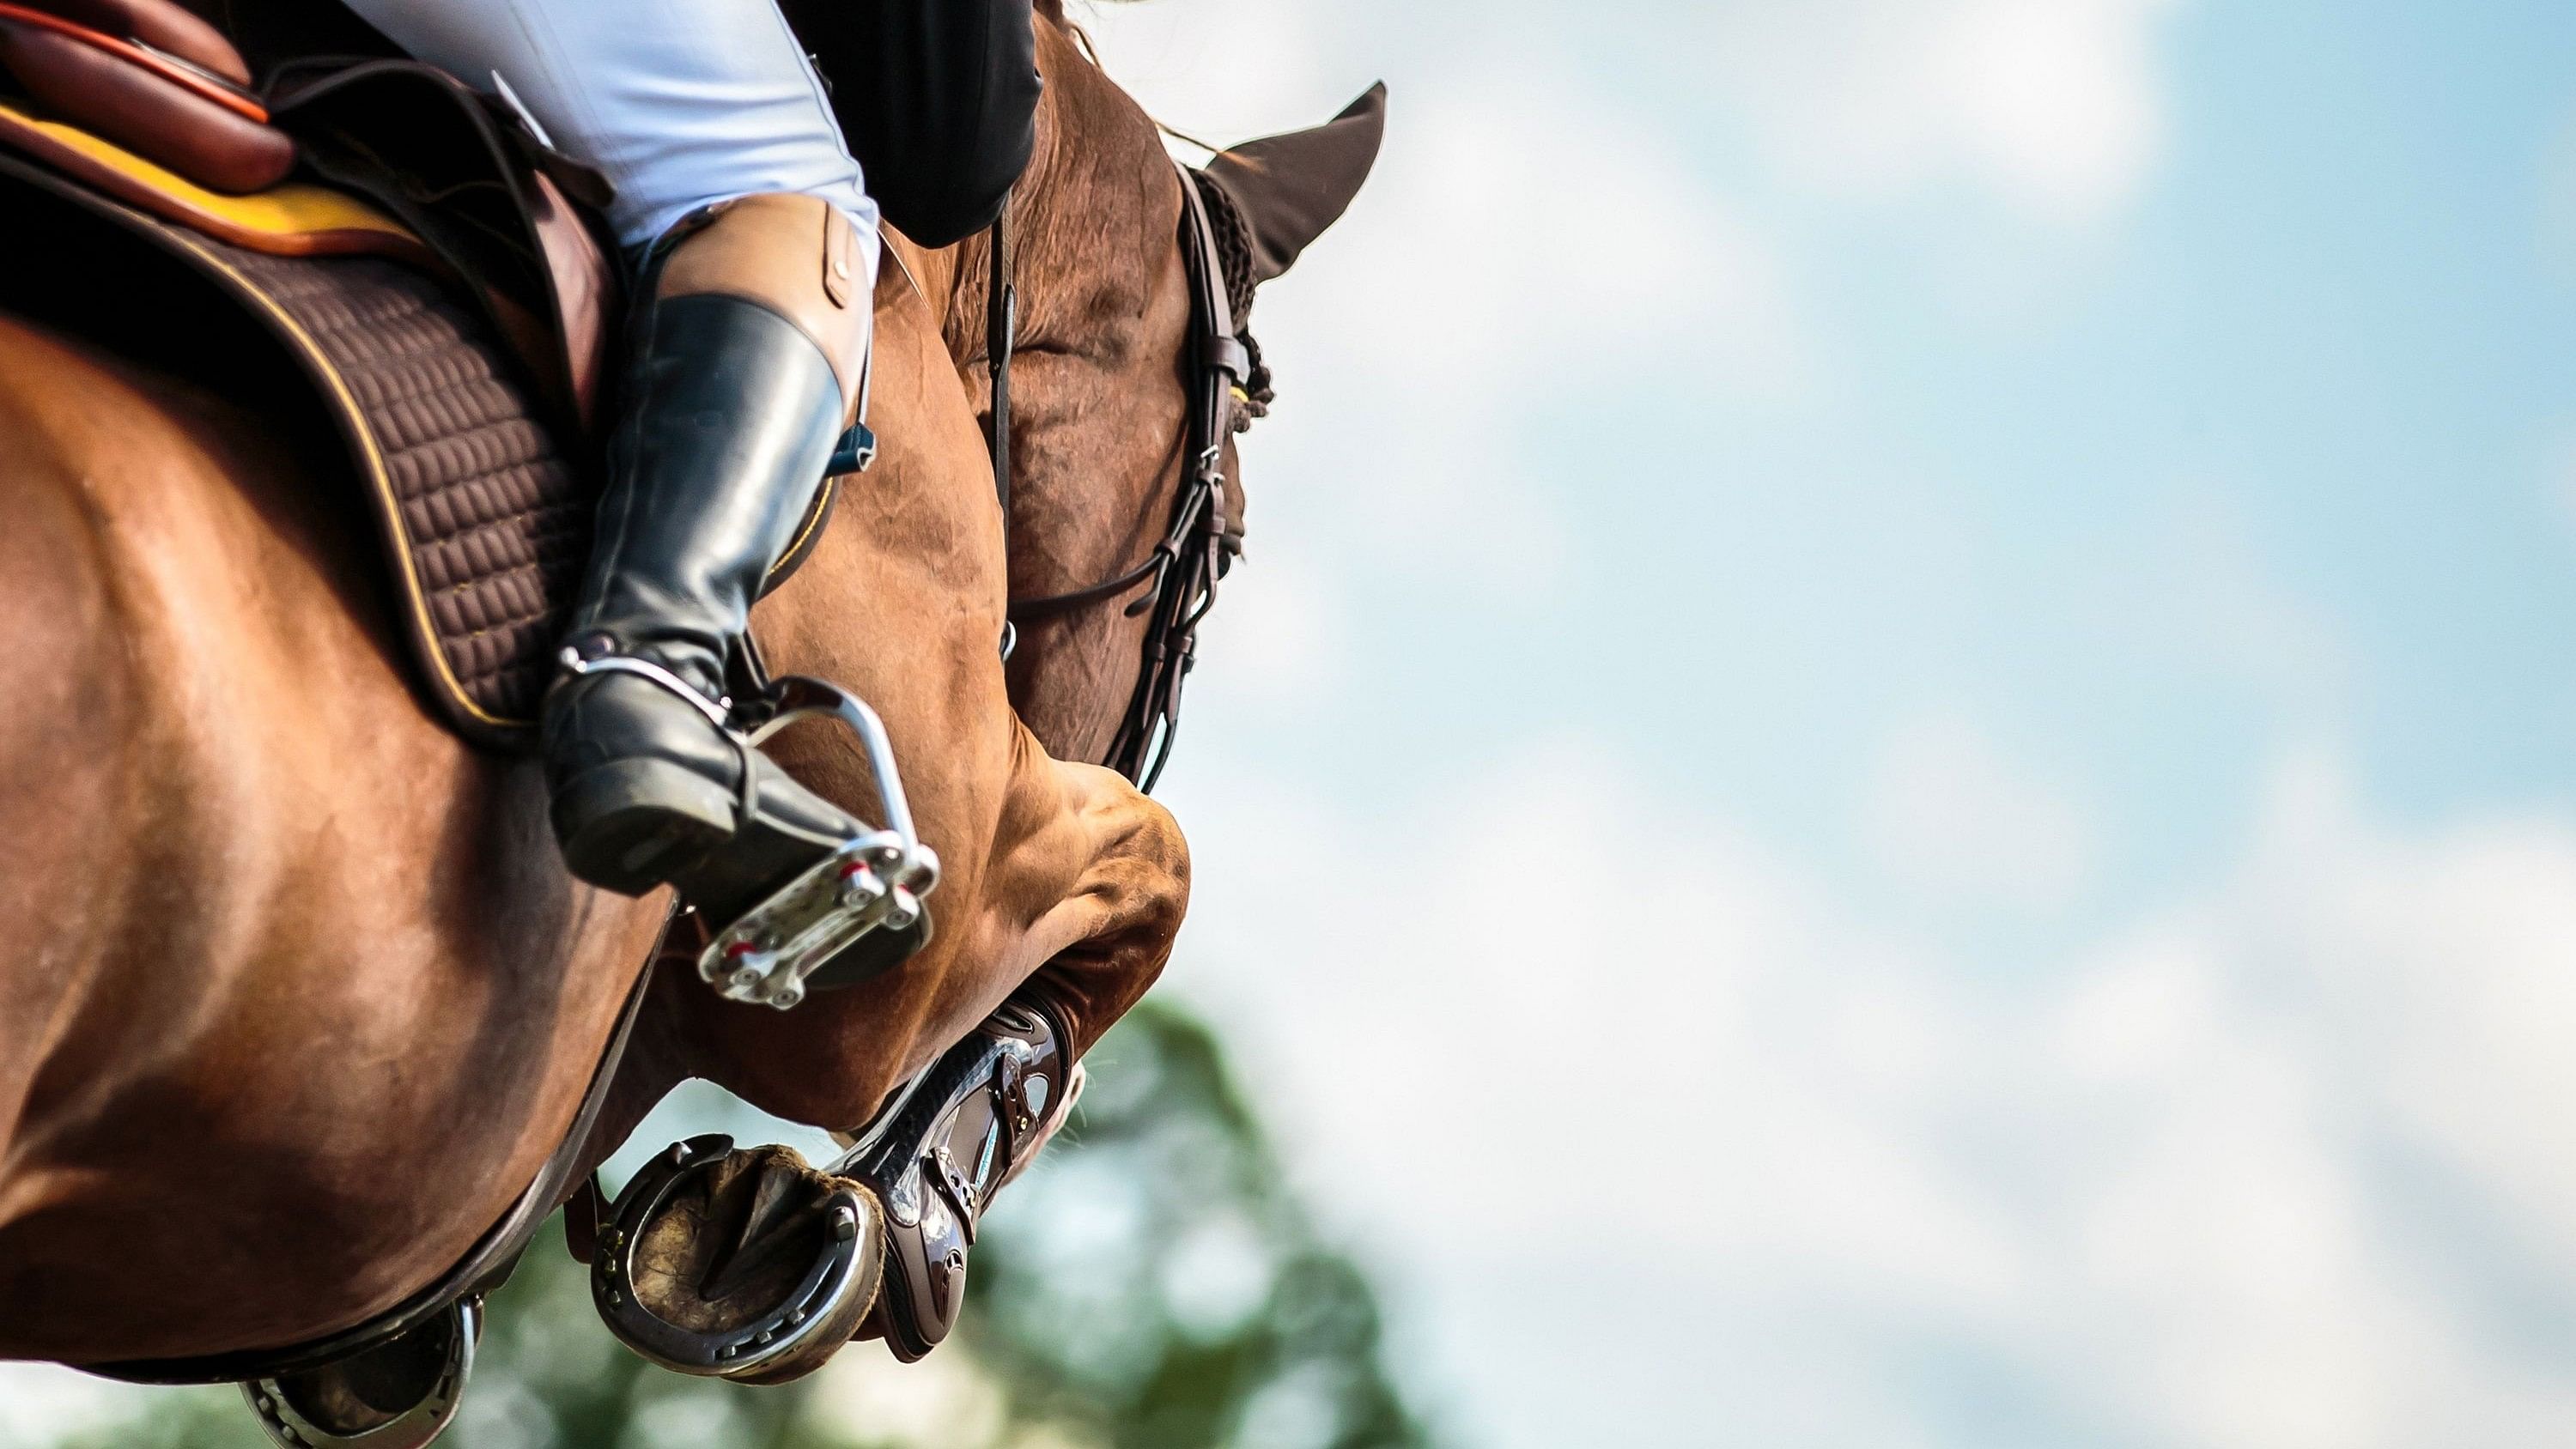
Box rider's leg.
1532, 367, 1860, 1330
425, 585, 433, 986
544, 193, 872, 913
336, 0, 878, 249
337, 0, 886, 912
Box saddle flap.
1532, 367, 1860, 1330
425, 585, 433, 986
0, 0, 293, 194
269, 59, 618, 434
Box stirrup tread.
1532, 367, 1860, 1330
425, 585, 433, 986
695, 676, 941, 1009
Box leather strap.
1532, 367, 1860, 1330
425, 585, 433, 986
1101, 161, 1241, 788
987, 209, 1014, 523
1004, 537, 1169, 620
998, 160, 1243, 791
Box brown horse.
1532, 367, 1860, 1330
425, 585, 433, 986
0, 9, 1375, 1378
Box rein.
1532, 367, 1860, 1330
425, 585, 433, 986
993, 158, 1248, 791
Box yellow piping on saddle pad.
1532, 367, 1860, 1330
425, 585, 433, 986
0, 100, 428, 262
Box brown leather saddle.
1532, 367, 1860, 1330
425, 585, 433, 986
0, 0, 839, 750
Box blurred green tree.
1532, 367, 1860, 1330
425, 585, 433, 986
38, 1002, 1436, 1449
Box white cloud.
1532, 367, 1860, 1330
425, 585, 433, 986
1165, 746, 2025, 1441
1186, 553, 1345, 707
1079, 0, 2192, 227
1068, 0, 1346, 145
2143, 489, 2354, 718
1226, 67, 1803, 597
2019, 752, 2576, 1449
1698, 0, 2189, 221
1862, 706, 2100, 911
1069, 0, 2192, 635
1082, 7, 1808, 600
1162, 739, 2576, 1448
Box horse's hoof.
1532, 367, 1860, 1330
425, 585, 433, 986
240, 1297, 478, 1449
593, 1134, 882, 1384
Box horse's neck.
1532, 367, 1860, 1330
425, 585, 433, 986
882, 233, 958, 329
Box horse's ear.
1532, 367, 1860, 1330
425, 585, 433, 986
1200, 82, 1386, 285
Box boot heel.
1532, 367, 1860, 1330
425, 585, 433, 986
552, 757, 738, 894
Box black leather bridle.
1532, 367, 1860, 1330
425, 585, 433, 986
987, 158, 1247, 791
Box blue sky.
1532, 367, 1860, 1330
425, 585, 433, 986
1072, 1, 2576, 1445
1144, 0, 2576, 936
9, 4, 2574, 1447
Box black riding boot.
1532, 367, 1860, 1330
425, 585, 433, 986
544, 194, 870, 923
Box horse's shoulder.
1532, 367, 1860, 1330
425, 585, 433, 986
0, 312, 150, 461
0, 312, 173, 641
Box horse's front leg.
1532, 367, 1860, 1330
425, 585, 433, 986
989, 755, 1194, 1057
591, 745, 1189, 1377
825, 751, 1189, 1361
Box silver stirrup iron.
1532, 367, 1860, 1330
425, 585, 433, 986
700, 676, 941, 1010
240, 1297, 479, 1449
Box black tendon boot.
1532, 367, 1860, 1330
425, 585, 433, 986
544, 194, 872, 924
841, 997, 1080, 1361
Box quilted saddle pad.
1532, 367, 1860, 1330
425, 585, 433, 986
0, 146, 589, 748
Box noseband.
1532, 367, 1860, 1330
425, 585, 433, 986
990, 158, 1249, 791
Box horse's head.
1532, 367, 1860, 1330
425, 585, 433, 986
967, 13, 1385, 773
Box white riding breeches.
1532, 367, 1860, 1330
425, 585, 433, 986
337, 0, 881, 272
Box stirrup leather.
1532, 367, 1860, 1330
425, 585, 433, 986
559, 648, 940, 1011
